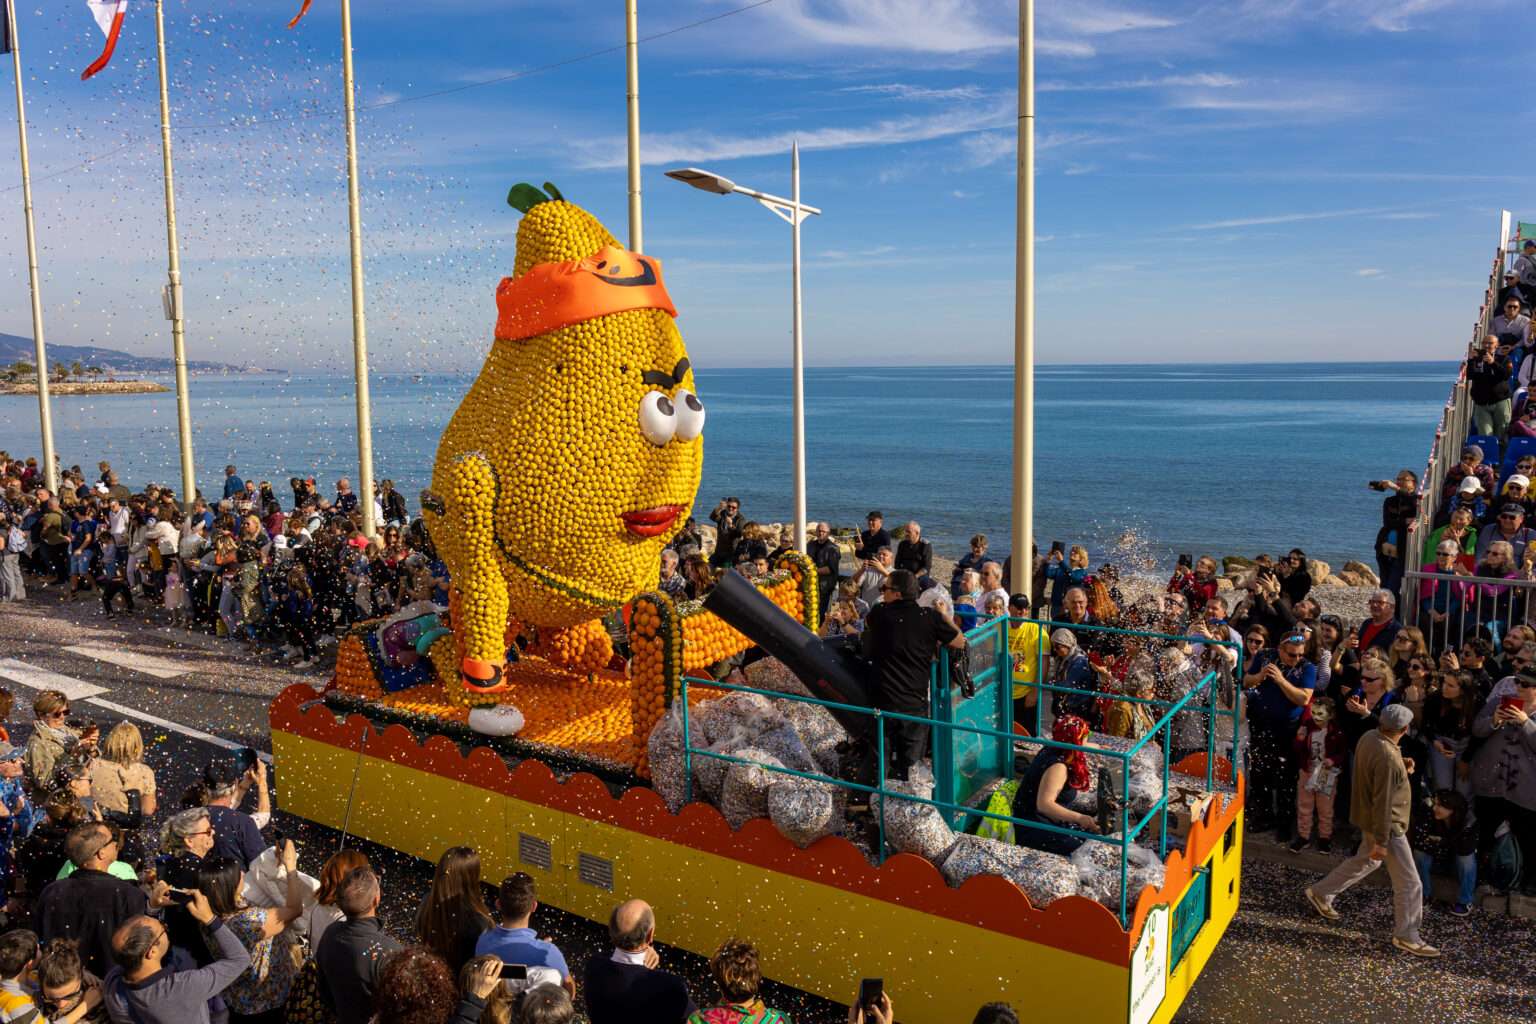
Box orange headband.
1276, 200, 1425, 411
494, 245, 676, 342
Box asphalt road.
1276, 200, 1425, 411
1, 592, 1533, 1024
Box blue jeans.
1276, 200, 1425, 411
1413, 849, 1477, 906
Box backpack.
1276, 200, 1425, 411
1488, 823, 1524, 892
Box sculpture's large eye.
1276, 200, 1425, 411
672, 390, 705, 441
638, 390, 676, 446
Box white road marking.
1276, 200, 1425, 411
0, 658, 111, 700
62, 642, 189, 680
83, 696, 273, 764
0, 657, 272, 763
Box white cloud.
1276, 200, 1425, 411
1357, 267, 1386, 276
1190, 204, 1411, 229
841, 83, 987, 102
764, 0, 1012, 53
1039, 73, 1242, 92
820, 245, 898, 261
574, 97, 1015, 168
1042, 6, 1181, 34
1063, 163, 1100, 175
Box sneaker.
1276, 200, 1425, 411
1391, 937, 1441, 959
1305, 887, 1340, 922
293, 658, 314, 669
1288, 835, 1309, 853
1317, 837, 1332, 854
1450, 902, 1472, 917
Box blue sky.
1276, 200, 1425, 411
0, 0, 1524, 370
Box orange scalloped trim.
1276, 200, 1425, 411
272, 684, 1243, 966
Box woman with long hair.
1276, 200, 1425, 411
1423, 671, 1479, 797
1010, 713, 1099, 855
195, 845, 305, 1023
1387, 626, 1429, 675
415, 846, 493, 975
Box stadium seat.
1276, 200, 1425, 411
1500, 434, 1536, 480
1466, 433, 1501, 466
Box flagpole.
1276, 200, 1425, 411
154, 0, 196, 513
625, 0, 642, 252
7, 0, 57, 494
1010, 0, 1035, 595
340, 0, 376, 537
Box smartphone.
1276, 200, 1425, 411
236, 747, 260, 772
1500, 696, 1523, 712
1177, 553, 1192, 568
1050, 540, 1065, 555
1368, 480, 1388, 491
499, 963, 528, 981
858, 978, 883, 1012
166, 889, 195, 906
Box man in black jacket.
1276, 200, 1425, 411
316, 868, 403, 1024
806, 522, 842, 619
34, 823, 148, 976
894, 520, 932, 577
862, 570, 966, 779
855, 511, 890, 562
707, 498, 743, 570
583, 899, 694, 1024
1466, 334, 1513, 438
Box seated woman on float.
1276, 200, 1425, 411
1011, 714, 1101, 855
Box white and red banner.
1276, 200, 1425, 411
81, 0, 126, 81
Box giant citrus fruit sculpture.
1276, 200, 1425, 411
423, 182, 705, 698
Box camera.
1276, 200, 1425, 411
1368, 480, 1388, 491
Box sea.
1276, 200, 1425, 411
0, 361, 1455, 571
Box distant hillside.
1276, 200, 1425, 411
0, 332, 278, 374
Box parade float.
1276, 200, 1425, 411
270, 184, 1244, 1024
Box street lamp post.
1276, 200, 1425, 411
666, 147, 822, 551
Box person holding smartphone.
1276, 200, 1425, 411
1469, 670, 1536, 893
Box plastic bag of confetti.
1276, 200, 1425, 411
694, 720, 756, 803
872, 763, 957, 863
1070, 833, 1167, 909
937, 833, 1080, 906
720, 747, 786, 829
743, 657, 814, 698
646, 707, 689, 812
753, 720, 818, 775
768, 775, 846, 848
780, 698, 849, 776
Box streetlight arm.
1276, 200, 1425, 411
731, 184, 821, 217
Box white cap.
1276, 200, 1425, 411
1510, 474, 1530, 489
1460, 476, 1484, 494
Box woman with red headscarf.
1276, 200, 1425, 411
1010, 714, 1101, 854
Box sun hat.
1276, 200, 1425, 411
1459, 477, 1484, 494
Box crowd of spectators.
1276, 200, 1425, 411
0, 458, 443, 669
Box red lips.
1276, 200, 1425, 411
621, 505, 683, 538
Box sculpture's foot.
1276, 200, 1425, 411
467, 704, 525, 737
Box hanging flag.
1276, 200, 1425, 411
81, 0, 126, 81
288, 0, 313, 29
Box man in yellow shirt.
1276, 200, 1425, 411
1007, 593, 1045, 731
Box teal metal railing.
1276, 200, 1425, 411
678, 618, 1239, 926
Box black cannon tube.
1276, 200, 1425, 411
702, 570, 874, 731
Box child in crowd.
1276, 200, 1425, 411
162, 556, 190, 628
281, 568, 320, 667
97, 552, 134, 620
1291, 699, 1343, 853
1410, 789, 1478, 917
1046, 544, 1089, 618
